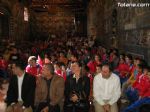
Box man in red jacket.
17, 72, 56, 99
123, 66, 150, 112
132, 65, 150, 98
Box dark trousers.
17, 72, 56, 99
64, 108, 89, 112
64, 102, 89, 112
35, 102, 60, 112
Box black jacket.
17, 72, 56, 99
6, 73, 36, 108
64, 75, 90, 104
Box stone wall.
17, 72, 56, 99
0, 0, 30, 40
87, 0, 150, 64
87, 0, 104, 41
116, 1, 150, 64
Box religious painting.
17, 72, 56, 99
139, 29, 150, 46
125, 30, 141, 45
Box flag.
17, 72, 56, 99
37, 55, 43, 66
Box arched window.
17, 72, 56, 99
24, 7, 29, 21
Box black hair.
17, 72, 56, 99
83, 65, 90, 72
54, 61, 65, 67
137, 64, 145, 73
101, 62, 113, 71
120, 53, 125, 59
120, 57, 125, 61
71, 61, 82, 67
140, 59, 148, 67
71, 53, 78, 60
11, 60, 27, 70
143, 65, 150, 72
137, 64, 144, 70
113, 48, 119, 54
126, 54, 133, 60
94, 54, 101, 60
113, 52, 119, 57
44, 63, 54, 75
96, 64, 102, 68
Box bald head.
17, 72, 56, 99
42, 63, 54, 79
101, 64, 112, 79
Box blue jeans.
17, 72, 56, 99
123, 97, 150, 112
126, 87, 139, 103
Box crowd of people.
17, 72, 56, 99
0, 36, 150, 112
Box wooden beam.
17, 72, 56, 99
31, 1, 83, 6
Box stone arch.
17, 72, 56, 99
0, 6, 11, 16
0, 0, 12, 16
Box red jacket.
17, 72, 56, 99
87, 61, 101, 74
133, 74, 150, 97
26, 64, 42, 77
0, 59, 8, 70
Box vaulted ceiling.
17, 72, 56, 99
29, 0, 90, 14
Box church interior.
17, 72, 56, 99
0, 0, 150, 112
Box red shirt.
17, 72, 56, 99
132, 73, 143, 89
0, 59, 8, 70
87, 60, 101, 74
26, 64, 42, 76
139, 75, 150, 98
102, 53, 107, 62
116, 63, 129, 78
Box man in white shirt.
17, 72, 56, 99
93, 63, 121, 112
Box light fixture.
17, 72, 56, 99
0, 11, 4, 15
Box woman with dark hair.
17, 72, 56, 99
87, 54, 101, 74
64, 61, 90, 112
115, 57, 130, 85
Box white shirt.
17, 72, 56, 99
93, 73, 121, 105
17, 73, 25, 101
